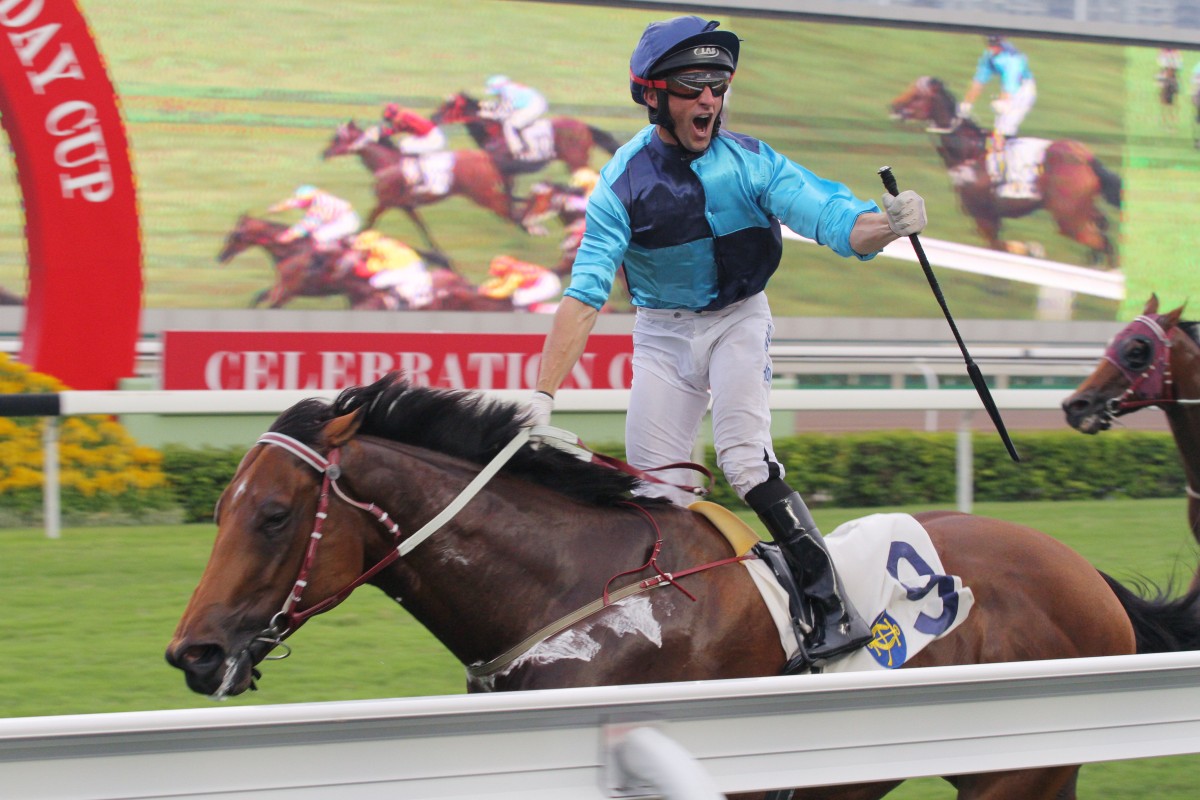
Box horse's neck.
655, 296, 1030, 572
349, 441, 638, 665
466, 121, 492, 149
361, 144, 401, 172
1164, 338, 1200, 496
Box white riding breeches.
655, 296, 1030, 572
312, 213, 361, 246
399, 127, 447, 155
626, 292, 781, 506
994, 79, 1036, 137
503, 97, 549, 154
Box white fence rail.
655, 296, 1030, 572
2, 652, 1199, 799
0, 388, 1070, 539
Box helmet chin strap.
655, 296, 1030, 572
650, 89, 722, 154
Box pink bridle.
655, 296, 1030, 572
1102, 314, 1177, 414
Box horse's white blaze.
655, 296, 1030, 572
232, 478, 249, 504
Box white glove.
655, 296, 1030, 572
957, 101, 973, 118
881, 190, 927, 238
524, 390, 554, 428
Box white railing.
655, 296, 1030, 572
2, 652, 1199, 799
1, 388, 1068, 539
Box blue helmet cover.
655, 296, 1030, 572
629, 16, 740, 106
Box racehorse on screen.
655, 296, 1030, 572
168, 374, 1200, 800
889, 76, 1122, 267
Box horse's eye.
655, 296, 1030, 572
259, 505, 292, 536
1119, 337, 1153, 371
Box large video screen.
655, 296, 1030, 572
0, 1, 1191, 321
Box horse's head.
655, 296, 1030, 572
322, 120, 365, 160
431, 91, 480, 125
1063, 294, 1189, 433
165, 408, 373, 698
218, 214, 284, 263
889, 76, 959, 131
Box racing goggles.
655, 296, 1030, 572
662, 70, 733, 99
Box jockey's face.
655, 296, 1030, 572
647, 69, 725, 152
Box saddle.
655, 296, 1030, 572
690, 501, 815, 671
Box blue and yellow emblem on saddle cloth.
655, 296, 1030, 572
739, 512, 975, 672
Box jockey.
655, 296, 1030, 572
958, 35, 1037, 196
350, 229, 434, 309
378, 103, 447, 155
268, 185, 361, 248
478, 254, 561, 312
479, 74, 549, 160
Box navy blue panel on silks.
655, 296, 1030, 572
613, 132, 783, 311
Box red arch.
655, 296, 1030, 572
0, 0, 141, 390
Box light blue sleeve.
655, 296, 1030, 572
563, 180, 630, 309
972, 52, 996, 84
755, 142, 880, 260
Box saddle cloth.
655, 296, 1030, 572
741, 512, 975, 672
400, 151, 455, 197
987, 137, 1051, 199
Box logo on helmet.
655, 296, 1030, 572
692, 46, 719, 57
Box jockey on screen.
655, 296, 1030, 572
479, 74, 549, 160
478, 254, 562, 312
350, 229, 435, 309
375, 103, 447, 155
268, 185, 361, 248
958, 36, 1037, 197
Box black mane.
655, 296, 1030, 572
269, 373, 663, 507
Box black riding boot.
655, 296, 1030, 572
747, 480, 873, 663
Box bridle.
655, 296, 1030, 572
255, 427, 532, 644
1101, 314, 1181, 416
1097, 313, 1200, 504
212, 423, 723, 696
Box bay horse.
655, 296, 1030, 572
889, 76, 1123, 267
217, 215, 390, 310
167, 374, 1200, 800
431, 91, 621, 176
321, 121, 519, 251
1063, 294, 1200, 588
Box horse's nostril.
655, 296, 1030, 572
168, 643, 225, 672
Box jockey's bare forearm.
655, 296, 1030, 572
536, 296, 598, 396
850, 212, 904, 255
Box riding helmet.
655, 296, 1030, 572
629, 16, 740, 118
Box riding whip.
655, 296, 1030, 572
877, 166, 1020, 462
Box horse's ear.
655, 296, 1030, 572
1144, 293, 1159, 314
324, 409, 364, 447
1165, 301, 1186, 328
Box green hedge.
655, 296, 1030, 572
156, 430, 1185, 523
704, 430, 1185, 508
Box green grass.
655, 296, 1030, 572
1, 498, 1197, 797
0, 1, 1161, 319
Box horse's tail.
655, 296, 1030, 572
588, 125, 622, 154
1089, 157, 1123, 208
1101, 572, 1200, 653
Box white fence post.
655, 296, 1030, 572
42, 417, 60, 539
957, 411, 974, 514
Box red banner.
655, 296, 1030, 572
0, 0, 142, 389
162, 331, 634, 391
